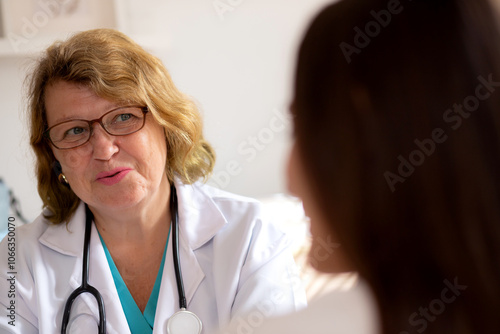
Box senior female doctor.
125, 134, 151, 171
0, 29, 305, 334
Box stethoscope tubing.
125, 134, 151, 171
61, 205, 106, 333
170, 185, 188, 310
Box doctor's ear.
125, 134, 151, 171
52, 161, 62, 174
52, 161, 69, 186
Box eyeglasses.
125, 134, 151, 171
45, 106, 149, 150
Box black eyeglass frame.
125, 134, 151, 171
44, 106, 149, 150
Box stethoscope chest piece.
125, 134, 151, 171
166, 308, 202, 334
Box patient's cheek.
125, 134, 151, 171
308, 233, 338, 272
307, 221, 353, 273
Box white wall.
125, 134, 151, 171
0, 57, 40, 221
0, 0, 331, 221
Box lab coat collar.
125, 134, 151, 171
38, 180, 229, 254
175, 179, 229, 250
38, 202, 86, 257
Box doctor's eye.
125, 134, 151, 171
64, 126, 87, 137
115, 113, 134, 122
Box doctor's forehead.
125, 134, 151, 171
44, 81, 118, 125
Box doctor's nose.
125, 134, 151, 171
89, 124, 119, 160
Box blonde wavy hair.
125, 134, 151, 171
27, 28, 215, 224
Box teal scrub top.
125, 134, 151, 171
99, 229, 170, 333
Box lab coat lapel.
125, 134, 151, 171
153, 181, 227, 332
154, 233, 205, 333
39, 202, 131, 334
38, 203, 85, 257
177, 181, 229, 305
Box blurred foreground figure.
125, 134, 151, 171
225, 0, 500, 333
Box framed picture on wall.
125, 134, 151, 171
0, 0, 124, 55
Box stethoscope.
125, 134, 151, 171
61, 184, 203, 334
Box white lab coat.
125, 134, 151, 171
0, 181, 306, 333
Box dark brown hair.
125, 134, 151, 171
293, 0, 500, 332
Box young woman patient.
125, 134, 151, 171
224, 0, 500, 333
